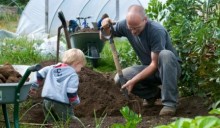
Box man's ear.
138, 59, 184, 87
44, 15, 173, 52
144, 16, 147, 21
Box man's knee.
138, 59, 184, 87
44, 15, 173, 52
159, 50, 176, 63
114, 65, 145, 85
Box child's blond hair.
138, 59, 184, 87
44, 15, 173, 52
62, 48, 86, 66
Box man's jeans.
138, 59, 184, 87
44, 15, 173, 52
114, 50, 181, 107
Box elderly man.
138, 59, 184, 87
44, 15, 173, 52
100, 5, 181, 116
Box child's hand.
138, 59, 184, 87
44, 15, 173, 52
29, 82, 39, 96
29, 88, 37, 96
70, 96, 80, 106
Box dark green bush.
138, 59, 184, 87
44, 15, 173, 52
146, 0, 220, 100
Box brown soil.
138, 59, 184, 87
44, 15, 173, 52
75, 28, 99, 33
0, 63, 22, 83
4, 60, 210, 128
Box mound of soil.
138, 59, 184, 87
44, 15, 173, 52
27, 60, 140, 118
0, 63, 22, 83
14, 60, 210, 127
76, 67, 130, 117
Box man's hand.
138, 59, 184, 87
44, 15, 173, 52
121, 52, 159, 94
121, 79, 136, 94
99, 18, 114, 40
101, 18, 112, 29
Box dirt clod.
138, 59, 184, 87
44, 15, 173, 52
0, 63, 22, 83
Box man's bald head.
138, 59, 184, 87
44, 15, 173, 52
127, 5, 146, 17
126, 5, 147, 25
126, 5, 147, 35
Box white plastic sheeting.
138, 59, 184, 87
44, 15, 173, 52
0, 29, 18, 39
33, 36, 66, 57
16, 0, 149, 37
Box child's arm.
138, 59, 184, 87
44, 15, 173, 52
29, 72, 45, 95
67, 92, 80, 106
36, 71, 44, 86
67, 73, 80, 106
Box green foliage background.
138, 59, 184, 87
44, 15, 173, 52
146, 0, 220, 100
0, 0, 28, 6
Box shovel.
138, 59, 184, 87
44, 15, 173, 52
101, 22, 142, 114
101, 22, 129, 100
56, 10, 72, 63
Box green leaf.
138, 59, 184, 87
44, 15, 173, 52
213, 28, 220, 40
111, 124, 125, 128
195, 116, 220, 128
173, 118, 192, 128
209, 108, 220, 115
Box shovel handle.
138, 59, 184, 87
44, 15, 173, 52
108, 22, 129, 100
109, 39, 129, 99
109, 42, 123, 75
58, 10, 71, 49
58, 11, 67, 28
108, 22, 123, 76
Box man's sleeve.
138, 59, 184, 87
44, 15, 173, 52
151, 29, 166, 52
114, 20, 127, 37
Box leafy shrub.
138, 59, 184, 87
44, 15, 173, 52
146, 0, 220, 100
116, 39, 141, 68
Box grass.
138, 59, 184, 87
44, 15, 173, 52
0, 13, 19, 32
0, 36, 136, 73
0, 13, 51, 65
0, 37, 51, 65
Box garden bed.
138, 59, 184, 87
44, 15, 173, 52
14, 60, 210, 127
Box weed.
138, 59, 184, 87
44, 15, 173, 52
111, 106, 142, 128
